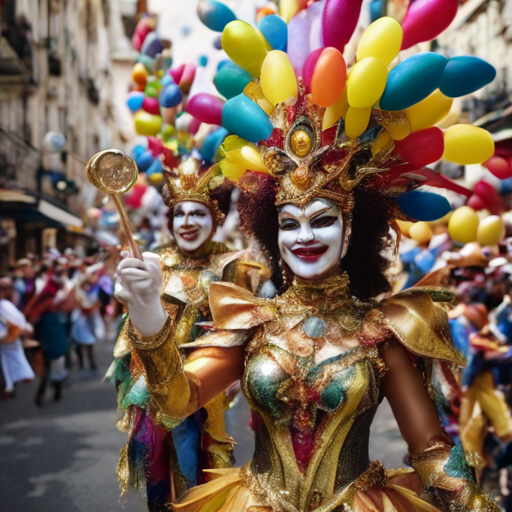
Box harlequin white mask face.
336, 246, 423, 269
278, 199, 344, 280
173, 201, 214, 256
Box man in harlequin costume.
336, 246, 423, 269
106, 2, 503, 510
109, 158, 269, 511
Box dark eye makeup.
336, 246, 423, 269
279, 218, 300, 230
311, 215, 338, 228
174, 209, 207, 218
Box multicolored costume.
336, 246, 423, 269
109, 162, 268, 510
126, 84, 500, 511
118, 3, 501, 511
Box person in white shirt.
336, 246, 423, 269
0, 278, 35, 398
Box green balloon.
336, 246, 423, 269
214, 62, 253, 99
137, 54, 155, 73
145, 85, 159, 98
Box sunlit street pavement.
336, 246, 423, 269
0, 339, 406, 512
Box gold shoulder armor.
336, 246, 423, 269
380, 288, 465, 366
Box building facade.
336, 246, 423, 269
0, 0, 135, 269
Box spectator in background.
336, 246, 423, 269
25, 260, 74, 406
12, 258, 36, 310
71, 263, 105, 371
0, 278, 35, 399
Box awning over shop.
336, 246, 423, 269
0, 189, 83, 229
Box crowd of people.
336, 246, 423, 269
0, 248, 117, 404
397, 239, 512, 506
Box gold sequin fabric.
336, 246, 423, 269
175, 274, 467, 511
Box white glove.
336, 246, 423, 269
115, 252, 166, 337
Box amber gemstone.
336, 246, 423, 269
290, 129, 312, 158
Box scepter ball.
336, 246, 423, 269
86, 149, 138, 195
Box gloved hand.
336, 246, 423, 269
115, 252, 166, 337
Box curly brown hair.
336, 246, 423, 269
237, 173, 394, 300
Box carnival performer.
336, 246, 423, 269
110, 2, 503, 508
117, 109, 500, 512
25, 259, 73, 405
111, 158, 269, 510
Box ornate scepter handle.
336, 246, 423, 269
86, 149, 142, 260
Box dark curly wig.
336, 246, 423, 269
238, 173, 394, 301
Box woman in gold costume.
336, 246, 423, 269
117, 88, 501, 510
115, 5, 502, 507
111, 158, 268, 510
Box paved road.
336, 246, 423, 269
0, 339, 407, 512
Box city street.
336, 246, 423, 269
0, 339, 407, 512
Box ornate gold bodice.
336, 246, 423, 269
200, 273, 465, 511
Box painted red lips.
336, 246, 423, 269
291, 245, 328, 262
179, 229, 199, 241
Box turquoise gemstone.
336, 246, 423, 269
303, 317, 326, 338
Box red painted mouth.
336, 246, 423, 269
179, 229, 199, 241
291, 245, 328, 262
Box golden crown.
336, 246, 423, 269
240, 85, 403, 215
164, 158, 225, 223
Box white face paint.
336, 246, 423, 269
173, 201, 214, 256
278, 199, 343, 280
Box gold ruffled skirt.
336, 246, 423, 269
173, 461, 440, 512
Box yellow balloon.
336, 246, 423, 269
429, 211, 452, 226
387, 121, 411, 141
448, 206, 479, 244
409, 222, 433, 244
396, 219, 414, 237
371, 130, 393, 158
148, 173, 163, 184
405, 89, 453, 132
443, 125, 495, 165
244, 81, 274, 115
279, 0, 306, 23
347, 57, 388, 109
132, 62, 149, 85
345, 106, 372, 139
322, 87, 349, 130
222, 21, 268, 78
477, 215, 504, 246
220, 144, 268, 182
356, 17, 403, 66
134, 112, 162, 136
260, 50, 298, 106
223, 134, 247, 152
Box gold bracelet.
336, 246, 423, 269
128, 315, 174, 350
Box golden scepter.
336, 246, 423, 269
85, 149, 142, 260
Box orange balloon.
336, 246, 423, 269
311, 48, 347, 108
132, 62, 149, 85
